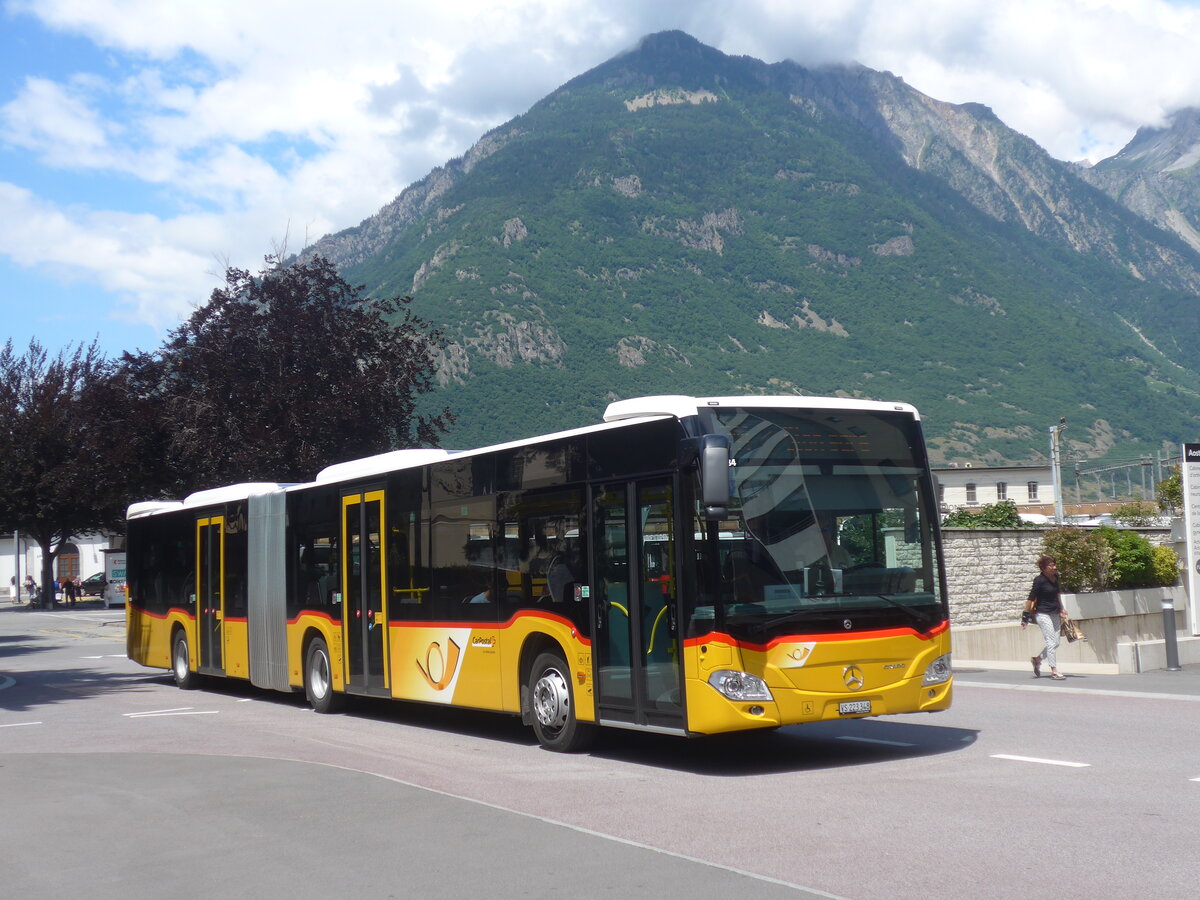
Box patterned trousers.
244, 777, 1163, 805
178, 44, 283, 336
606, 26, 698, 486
1035, 612, 1061, 669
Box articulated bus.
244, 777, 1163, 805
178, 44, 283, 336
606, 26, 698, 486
126, 395, 952, 751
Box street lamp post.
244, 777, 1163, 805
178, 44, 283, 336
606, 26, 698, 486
1049, 418, 1066, 524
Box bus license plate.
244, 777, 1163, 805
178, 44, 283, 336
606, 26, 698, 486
839, 700, 871, 716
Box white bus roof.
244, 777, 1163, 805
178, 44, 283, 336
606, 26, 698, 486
183, 483, 290, 508
603, 394, 920, 422
315, 448, 452, 485
126, 500, 184, 519
128, 395, 921, 516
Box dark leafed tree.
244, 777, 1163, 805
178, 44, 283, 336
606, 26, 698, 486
0, 340, 138, 607
122, 254, 452, 491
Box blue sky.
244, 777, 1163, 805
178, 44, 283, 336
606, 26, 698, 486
4, 0, 1200, 360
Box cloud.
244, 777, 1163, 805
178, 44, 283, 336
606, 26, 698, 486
0, 181, 229, 327
0, 76, 113, 166
4, 0, 1200, 347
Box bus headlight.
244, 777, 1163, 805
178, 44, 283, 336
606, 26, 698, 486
708, 670, 773, 702
923, 653, 952, 686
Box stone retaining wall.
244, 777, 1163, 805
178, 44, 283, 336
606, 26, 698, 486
942, 527, 1174, 626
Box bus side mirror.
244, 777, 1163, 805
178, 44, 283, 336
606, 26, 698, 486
700, 435, 731, 520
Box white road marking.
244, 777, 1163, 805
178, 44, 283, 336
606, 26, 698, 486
837, 735, 916, 747
991, 754, 1090, 768
122, 710, 201, 720
957, 680, 1200, 702
124, 710, 219, 718
0, 721, 43, 728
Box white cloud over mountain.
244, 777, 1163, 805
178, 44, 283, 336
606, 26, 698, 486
2, 0, 1200, 350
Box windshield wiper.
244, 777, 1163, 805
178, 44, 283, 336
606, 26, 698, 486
748, 604, 840, 635
869, 593, 938, 632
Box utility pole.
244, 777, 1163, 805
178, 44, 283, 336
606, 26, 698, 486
1049, 418, 1066, 523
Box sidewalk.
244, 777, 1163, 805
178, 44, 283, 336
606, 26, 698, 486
954, 659, 1200, 698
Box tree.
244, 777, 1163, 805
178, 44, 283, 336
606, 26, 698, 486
0, 340, 137, 607
1111, 500, 1159, 527
1156, 467, 1182, 516
121, 255, 452, 490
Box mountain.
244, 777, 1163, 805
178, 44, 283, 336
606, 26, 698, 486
1080, 108, 1200, 255
304, 31, 1200, 465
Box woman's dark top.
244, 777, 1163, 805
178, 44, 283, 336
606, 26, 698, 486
1027, 573, 1062, 614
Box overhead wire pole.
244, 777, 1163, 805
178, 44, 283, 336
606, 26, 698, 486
1050, 418, 1066, 523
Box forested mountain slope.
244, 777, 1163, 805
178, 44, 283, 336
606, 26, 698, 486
304, 31, 1200, 464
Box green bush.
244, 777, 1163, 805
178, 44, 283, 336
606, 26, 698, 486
1042, 528, 1111, 592
1100, 526, 1155, 589
1044, 526, 1179, 591
942, 500, 1026, 529
1151, 544, 1180, 586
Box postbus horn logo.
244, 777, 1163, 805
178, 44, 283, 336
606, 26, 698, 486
417, 637, 462, 690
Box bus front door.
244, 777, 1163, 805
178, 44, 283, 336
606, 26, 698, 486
591, 480, 684, 731
196, 516, 224, 675
341, 490, 389, 695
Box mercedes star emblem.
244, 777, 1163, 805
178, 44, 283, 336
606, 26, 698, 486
843, 665, 865, 690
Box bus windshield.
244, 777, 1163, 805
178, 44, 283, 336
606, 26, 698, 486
691, 407, 945, 640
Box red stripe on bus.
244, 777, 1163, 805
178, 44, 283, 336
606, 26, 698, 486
385, 609, 592, 645
129, 607, 195, 622
287, 610, 340, 626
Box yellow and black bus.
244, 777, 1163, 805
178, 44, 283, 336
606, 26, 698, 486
126, 395, 952, 751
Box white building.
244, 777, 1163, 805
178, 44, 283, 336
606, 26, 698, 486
2, 532, 116, 600
931, 464, 1056, 512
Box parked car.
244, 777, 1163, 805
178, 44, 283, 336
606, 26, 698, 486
79, 573, 106, 597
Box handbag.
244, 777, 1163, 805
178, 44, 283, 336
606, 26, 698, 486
1020, 598, 1037, 625
1060, 618, 1085, 643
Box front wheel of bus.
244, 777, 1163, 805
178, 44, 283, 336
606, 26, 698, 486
172, 630, 196, 690
305, 637, 344, 714
529, 651, 595, 752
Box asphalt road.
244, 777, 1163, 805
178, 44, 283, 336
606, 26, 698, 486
3, 603, 1199, 899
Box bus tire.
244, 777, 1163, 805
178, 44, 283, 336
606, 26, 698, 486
172, 629, 196, 690
305, 637, 344, 714
528, 651, 595, 752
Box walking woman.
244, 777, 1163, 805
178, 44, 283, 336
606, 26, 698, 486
1024, 554, 1068, 680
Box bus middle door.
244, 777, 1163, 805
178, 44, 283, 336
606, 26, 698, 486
341, 489, 389, 695
196, 515, 224, 676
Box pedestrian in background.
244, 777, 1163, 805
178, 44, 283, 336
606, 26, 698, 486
1023, 554, 1068, 680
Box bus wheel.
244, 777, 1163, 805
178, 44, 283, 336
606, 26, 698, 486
172, 630, 196, 690
529, 651, 595, 752
305, 637, 344, 714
